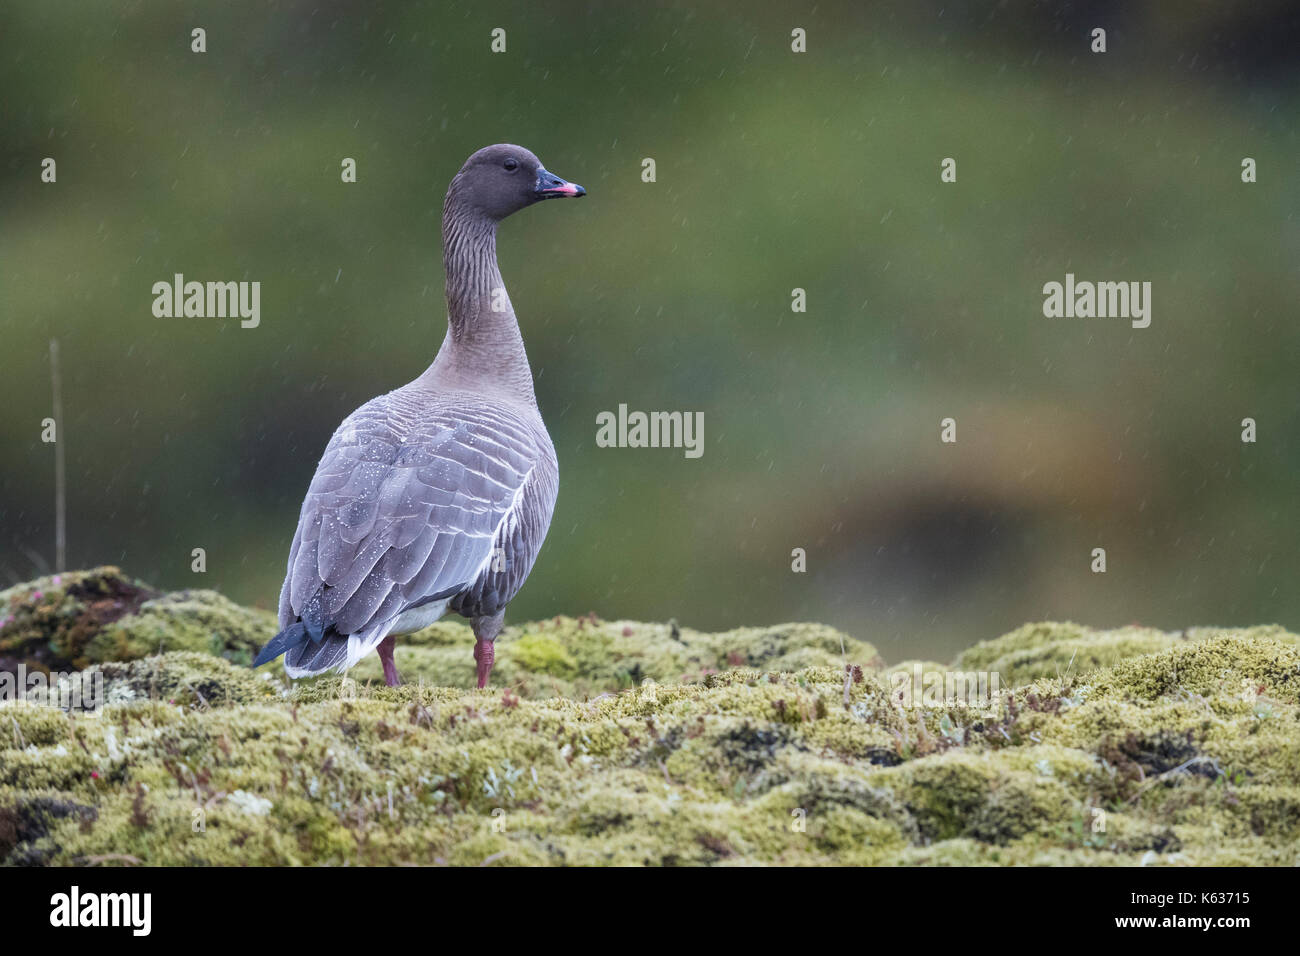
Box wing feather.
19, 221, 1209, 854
278, 388, 555, 644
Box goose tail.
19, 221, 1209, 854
253, 621, 310, 667
282, 631, 353, 677
254, 618, 393, 678
254, 618, 353, 676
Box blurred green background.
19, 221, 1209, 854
2, 1, 1297, 663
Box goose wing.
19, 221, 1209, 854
276, 391, 551, 648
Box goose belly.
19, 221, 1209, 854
389, 599, 450, 635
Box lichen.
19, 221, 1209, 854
2, 571, 1298, 866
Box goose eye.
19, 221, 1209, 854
503, 159, 519, 172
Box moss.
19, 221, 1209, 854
0, 702, 73, 748
0, 792, 98, 865
1, 568, 158, 671
953, 621, 1183, 687
506, 633, 579, 677
954, 621, 1300, 690
87, 591, 274, 668
318, 616, 875, 701
0, 567, 274, 673
1086, 633, 1300, 703
86, 652, 282, 708
2, 569, 1299, 865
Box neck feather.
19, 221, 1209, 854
421, 185, 537, 404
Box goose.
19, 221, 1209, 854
254, 144, 584, 688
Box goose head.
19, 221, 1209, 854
451, 144, 585, 222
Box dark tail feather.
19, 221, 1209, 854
284, 633, 351, 675
254, 621, 310, 667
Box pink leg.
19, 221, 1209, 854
473, 638, 495, 689
471, 612, 505, 690
377, 635, 401, 687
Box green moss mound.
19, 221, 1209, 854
0, 567, 275, 673
953, 620, 1298, 687
1, 571, 1297, 866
